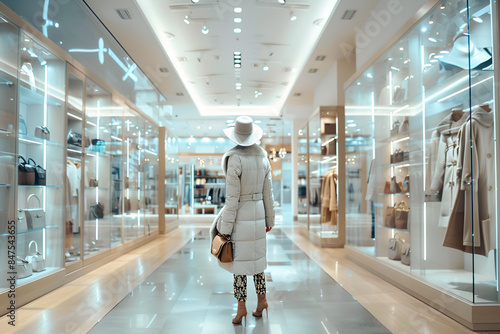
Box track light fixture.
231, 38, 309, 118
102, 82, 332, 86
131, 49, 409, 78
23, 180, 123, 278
184, 15, 190, 24
201, 26, 209, 34
290, 12, 297, 21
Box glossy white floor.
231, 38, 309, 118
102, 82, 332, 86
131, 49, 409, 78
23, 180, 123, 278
0, 218, 492, 334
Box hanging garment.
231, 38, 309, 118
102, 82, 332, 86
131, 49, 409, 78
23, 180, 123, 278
430, 111, 468, 227
321, 170, 337, 225
443, 106, 495, 256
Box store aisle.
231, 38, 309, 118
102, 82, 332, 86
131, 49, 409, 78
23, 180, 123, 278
89, 229, 389, 334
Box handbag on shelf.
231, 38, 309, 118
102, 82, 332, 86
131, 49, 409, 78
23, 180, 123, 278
35, 126, 50, 140
16, 257, 33, 279
25, 240, 46, 272
402, 175, 410, 193
23, 194, 46, 230
90, 139, 105, 153
89, 202, 104, 219
384, 204, 396, 228
395, 201, 410, 230
67, 129, 83, 147
390, 176, 402, 194
391, 149, 401, 163
388, 233, 402, 260
17, 210, 28, 232
399, 118, 409, 133
401, 242, 411, 265
384, 181, 392, 194
18, 156, 36, 185
89, 179, 99, 187
19, 115, 28, 135
390, 120, 400, 136
28, 158, 46, 186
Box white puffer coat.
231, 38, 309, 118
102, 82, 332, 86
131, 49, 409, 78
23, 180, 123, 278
215, 144, 275, 275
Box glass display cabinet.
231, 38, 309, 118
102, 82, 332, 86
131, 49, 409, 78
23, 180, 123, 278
307, 107, 345, 247
297, 124, 308, 217
16, 30, 66, 282
165, 134, 179, 221
143, 120, 159, 232
345, 0, 500, 329
123, 110, 144, 242
83, 79, 114, 259
65, 66, 85, 268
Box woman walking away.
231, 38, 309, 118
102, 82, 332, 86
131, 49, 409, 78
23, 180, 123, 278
216, 116, 275, 326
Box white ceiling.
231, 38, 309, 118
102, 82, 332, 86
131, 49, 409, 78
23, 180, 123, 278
83, 0, 378, 136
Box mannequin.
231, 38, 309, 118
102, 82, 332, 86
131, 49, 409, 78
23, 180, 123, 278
451, 108, 464, 122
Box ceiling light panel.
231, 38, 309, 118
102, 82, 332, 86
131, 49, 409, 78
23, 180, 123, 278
136, 0, 341, 115
116, 8, 132, 20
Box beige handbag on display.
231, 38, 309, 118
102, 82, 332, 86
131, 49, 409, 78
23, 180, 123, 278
384, 204, 396, 228
388, 234, 402, 260
401, 242, 411, 265
395, 201, 410, 230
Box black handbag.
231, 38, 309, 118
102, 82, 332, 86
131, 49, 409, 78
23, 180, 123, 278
28, 158, 46, 185
89, 202, 104, 219
18, 156, 36, 185
67, 129, 82, 147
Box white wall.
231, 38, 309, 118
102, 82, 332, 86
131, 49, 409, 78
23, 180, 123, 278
355, 0, 428, 71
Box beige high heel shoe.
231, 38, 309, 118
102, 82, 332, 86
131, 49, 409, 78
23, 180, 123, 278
232, 301, 247, 326
252, 294, 268, 318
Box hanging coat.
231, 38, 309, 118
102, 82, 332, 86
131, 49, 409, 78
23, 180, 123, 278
430, 112, 468, 227
216, 144, 275, 275
443, 107, 495, 256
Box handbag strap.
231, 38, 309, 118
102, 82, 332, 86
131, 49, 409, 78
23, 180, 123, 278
29, 240, 38, 253
27, 194, 42, 209
397, 201, 408, 209
18, 155, 28, 165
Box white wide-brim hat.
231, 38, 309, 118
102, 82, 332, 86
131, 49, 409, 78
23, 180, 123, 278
440, 33, 491, 70
223, 116, 263, 146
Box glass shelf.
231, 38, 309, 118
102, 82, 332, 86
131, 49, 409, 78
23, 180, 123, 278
0, 224, 60, 237
0, 184, 11, 187
378, 192, 410, 196
85, 186, 109, 190
381, 132, 410, 142
377, 225, 410, 233
378, 161, 411, 168
18, 184, 61, 188
19, 84, 64, 106
19, 134, 62, 146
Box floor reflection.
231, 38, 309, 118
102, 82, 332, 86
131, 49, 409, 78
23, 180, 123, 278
89, 229, 389, 334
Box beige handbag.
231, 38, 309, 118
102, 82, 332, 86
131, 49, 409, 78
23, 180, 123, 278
211, 233, 233, 263
395, 201, 410, 230
388, 234, 402, 260
401, 242, 411, 265
384, 204, 396, 228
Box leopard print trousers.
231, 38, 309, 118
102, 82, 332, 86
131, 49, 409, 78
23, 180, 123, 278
233, 272, 266, 302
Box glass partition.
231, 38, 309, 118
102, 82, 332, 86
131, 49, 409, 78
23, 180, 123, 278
345, 0, 498, 303
83, 79, 113, 258
16, 30, 66, 280
143, 120, 159, 232
297, 124, 308, 218
308, 114, 322, 235
123, 110, 144, 242
165, 134, 179, 221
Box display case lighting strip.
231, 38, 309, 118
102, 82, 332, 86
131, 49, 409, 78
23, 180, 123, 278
392, 104, 410, 115
321, 156, 337, 164
111, 135, 122, 142
19, 138, 43, 145
86, 121, 97, 127
321, 137, 336, 146
67, 112, 82, 120
437, 76, 493, 103
393, 136, 410, 144
422, 44, 427, 261
67, 148, 81, 154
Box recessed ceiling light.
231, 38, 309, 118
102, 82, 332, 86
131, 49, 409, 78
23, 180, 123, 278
473, 16, 483, 23
184, 15, 190, 24
290, 12, 297, 21
191, 0, 199, 3
428, 37, 437, 42
278, 0, 286, 4
234, 17, 242, 23
263, 65, 269, 71
234, 7, 242, 13
347, 123, 357, 128
201, 26, 209, 34
234, 28, 242, 33
255, 120, 262, 124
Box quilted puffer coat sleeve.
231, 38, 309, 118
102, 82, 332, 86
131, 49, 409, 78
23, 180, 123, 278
263, 162, 275, 228
219, 155, 241, 235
